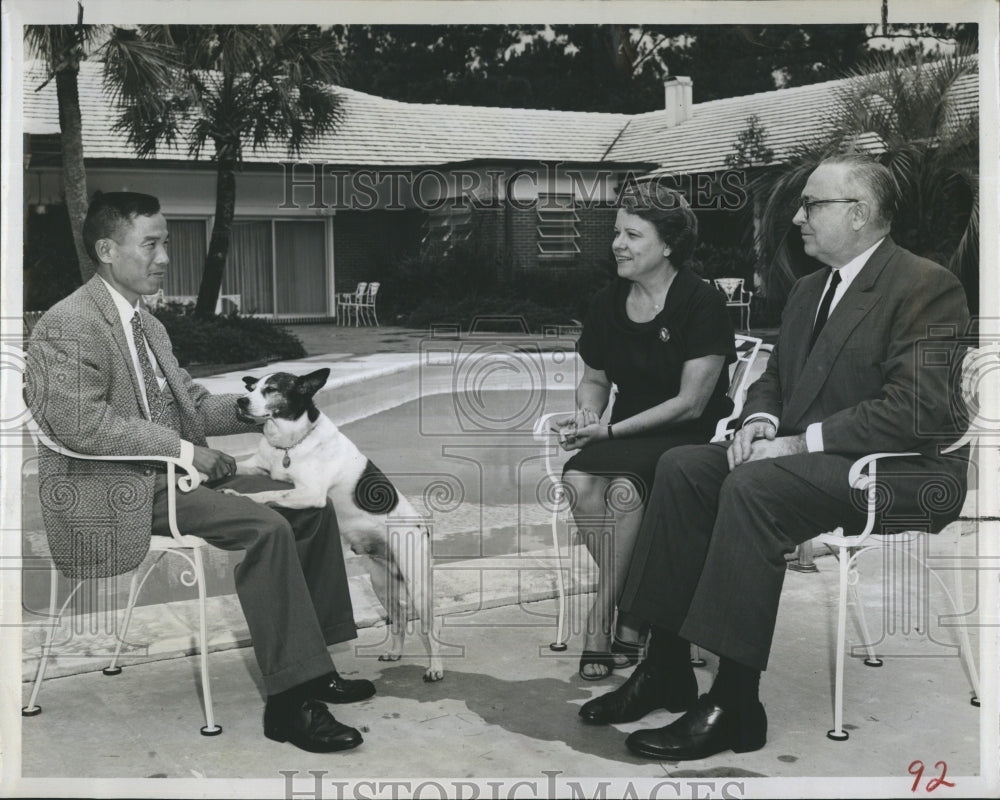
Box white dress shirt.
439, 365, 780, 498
745, 237, 885, 452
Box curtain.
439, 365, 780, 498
274, 220, 327, 314
164, 219, 207, 295
228, 221, 274, 314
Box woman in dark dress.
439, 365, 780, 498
554, 182, 736, 680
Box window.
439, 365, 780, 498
422, 204, 472, 247
227, 219, 327, 315
536, 194, 580, 258
163, 219, 208, 295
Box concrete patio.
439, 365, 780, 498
9, 322, 998, 799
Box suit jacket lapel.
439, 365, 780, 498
86, 278, 148, 416
140, 308, 206, 443
782, 238, 896, 428
781, 269, 828, 389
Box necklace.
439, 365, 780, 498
634, 271, 676, 315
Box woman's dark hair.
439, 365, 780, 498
618, 180, 698, 267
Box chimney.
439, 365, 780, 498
663, 76, 692, 127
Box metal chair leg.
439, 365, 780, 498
827, 547, 851, 741
926, 531, 980, 706
846, 553, 883, 667
193, 546, 222, 735
550, 497, 568, 652
22, 568, 83, 716
104, 557, 165, 675
789, 539, 819, 573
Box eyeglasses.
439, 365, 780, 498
797, 198, 859, 221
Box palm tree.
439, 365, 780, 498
26, 12, 107, 283
753, 46, 979, 315
102, 25, 344, 317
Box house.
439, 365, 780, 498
21, 61, 978, 319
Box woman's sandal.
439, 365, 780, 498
610, 637, 646, 669
579, 651, 617, 681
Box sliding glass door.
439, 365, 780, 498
274, 220, 327, 314
227, 218, 328, 316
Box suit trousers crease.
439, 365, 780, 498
620, 443, 867, 672
151, 473, 357, 695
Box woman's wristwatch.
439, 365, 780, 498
607, 423, 615, 440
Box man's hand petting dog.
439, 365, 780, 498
193, 446, 237, 482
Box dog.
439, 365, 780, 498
226, 367, 444, 682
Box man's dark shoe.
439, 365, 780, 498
264, 698, 363, 753
625, 695, 767, 760
307, 669, 376, 705
579, 661, 697, 725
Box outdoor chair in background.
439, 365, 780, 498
713, 278, 754, 331
817, 343, 988, 742
533, 334, 771, 657
357, 282, 381, 327
336, 282, 368, 326
19, 400, 222, 737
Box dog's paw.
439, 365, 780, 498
218, 488, 243, 497
378, 653, 402, 663
422, 668, 445, 683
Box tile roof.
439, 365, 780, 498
22, 57, 978, 174
608, 65, 980, 174
22, 60, 633, 167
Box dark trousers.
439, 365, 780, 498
620, 443, 867, 671
151, 474, 357, 695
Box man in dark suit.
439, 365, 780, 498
26, 192, 374, 753
577, 154, 970, 759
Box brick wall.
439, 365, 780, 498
333, 209, 422, 293
506, 202, 616, 278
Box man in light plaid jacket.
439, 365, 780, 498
26, 192, 373, 754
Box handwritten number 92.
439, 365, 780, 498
909, 760, 955, 792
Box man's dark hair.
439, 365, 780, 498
618, 179, 699, 267
82, 191, 161, 264
821, 153, 898, 226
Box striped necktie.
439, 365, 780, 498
131, 311, 167, 423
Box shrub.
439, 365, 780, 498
152, 306, 306, 367
687, 242, 757, 282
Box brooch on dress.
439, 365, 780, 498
658, 327, 671, 343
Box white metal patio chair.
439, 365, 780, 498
713, 278, 754, 331
357, 281, 381, 327
533, 334, 770, 654
20, 411, 222, 736
336, 282, 368, 326
817, 343, 988, 741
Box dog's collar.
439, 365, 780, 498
272, 429, 311, 468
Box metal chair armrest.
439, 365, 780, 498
27, 419, 202, 492
817, 451, 922, 547
847, 451, 920, 491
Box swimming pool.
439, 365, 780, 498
21, 384, 578, 614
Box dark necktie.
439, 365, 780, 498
808, 269, 842, 352
131, 312, 167, 423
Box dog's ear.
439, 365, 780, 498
296, 368, 330, 397
296, 368, 331, 398
242, 376, 258, 391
